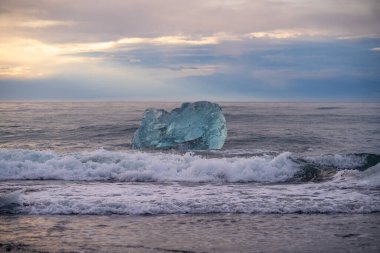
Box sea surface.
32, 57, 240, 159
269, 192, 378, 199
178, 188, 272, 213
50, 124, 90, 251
0, 102, 380, 252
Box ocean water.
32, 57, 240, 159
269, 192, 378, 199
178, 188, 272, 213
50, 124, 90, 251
0, 102, 380, 252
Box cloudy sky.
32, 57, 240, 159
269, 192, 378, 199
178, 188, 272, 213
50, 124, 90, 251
0, 0, 379, 100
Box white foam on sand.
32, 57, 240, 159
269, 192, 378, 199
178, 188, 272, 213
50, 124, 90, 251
1, 178, 378, 215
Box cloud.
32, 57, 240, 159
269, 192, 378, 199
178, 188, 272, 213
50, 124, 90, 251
1, 0, 379, 80
0, 37, 108, 78
247, 29, 327, 39
117, 33, 240, 46
0, 33, 236, 78
1, 0, 379, 43
0, 0, 379, 100
19, 20, 73, 28
0, 15, 75, 29
250, 69, 341, 86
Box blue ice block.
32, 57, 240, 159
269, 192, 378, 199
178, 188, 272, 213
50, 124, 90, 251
132, 101, 227, 150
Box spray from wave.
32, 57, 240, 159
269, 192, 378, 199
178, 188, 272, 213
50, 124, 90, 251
0, 149, 298, 182
0, 149, 379, 183
1, 149, 379, 215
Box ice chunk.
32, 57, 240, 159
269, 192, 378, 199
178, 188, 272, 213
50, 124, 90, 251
132, 101, 227, 150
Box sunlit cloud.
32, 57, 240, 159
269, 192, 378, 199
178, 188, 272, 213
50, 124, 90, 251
19, 20, 75, 28
338, 34, 380, 40
0, 33, 240, 78
117, 35, 219, 46
0, 0, 379, 100
0, 13, 75, 29
0, 37, 120, 78
117, 33, 240, 46
247, 29, 327, 39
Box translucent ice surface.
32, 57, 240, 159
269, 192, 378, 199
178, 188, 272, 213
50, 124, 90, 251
132, 101, 227, 149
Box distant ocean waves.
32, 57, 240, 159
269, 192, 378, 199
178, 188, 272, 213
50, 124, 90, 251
0, 148, 379, 183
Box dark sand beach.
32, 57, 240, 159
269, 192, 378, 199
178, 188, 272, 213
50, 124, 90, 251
1, 214, 380, 253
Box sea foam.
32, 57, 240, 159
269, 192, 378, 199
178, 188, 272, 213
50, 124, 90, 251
2, 176, 379, 215
1, 149, 379, 215
0, 149, 299, 183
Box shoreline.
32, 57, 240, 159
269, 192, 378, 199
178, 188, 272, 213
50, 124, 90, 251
1, 213, 380, 253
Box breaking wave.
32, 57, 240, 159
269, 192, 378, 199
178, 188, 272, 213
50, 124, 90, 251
0, 149, 299, 183
1, 165, 379, 215
1, 149, 379, 215
0, 148, 378, 183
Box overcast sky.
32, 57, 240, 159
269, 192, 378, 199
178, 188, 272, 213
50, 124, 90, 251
0, 0, 379, 101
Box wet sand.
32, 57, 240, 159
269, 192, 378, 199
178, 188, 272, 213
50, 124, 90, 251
1, 213, 380, 253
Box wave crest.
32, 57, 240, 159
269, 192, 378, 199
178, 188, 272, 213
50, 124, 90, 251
0, 149, 299, 183
0, 149, 378, 183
